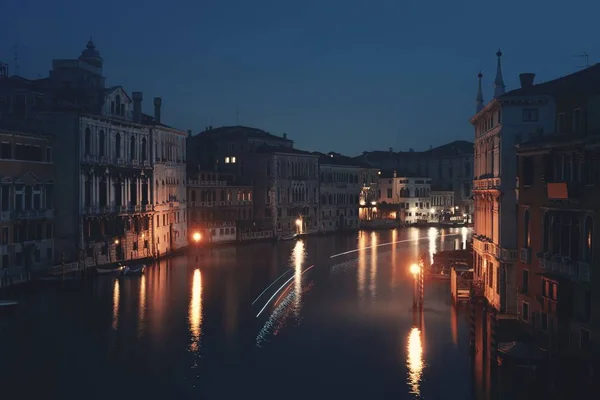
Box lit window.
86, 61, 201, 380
225, 157, 230, 163
231, 156, 236, 163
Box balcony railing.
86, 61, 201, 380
537, 255, 590, 282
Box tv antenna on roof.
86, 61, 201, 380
574, 52, 589, 69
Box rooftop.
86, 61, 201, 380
194, 125, 292, 143
315, 152, 373, 168
255, 144, 315, 156
502, 63, 600, 98
361, 140, 473, 162
379, 169, 424, 179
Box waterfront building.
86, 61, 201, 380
515, 63, 600, 359
316, 152, 371, 232
149, 100, 188, 255
357, 140, 473, 217
0, 129, 55, 273
430, 189, 456, 221
357, 167, 380, 222
471, 50, 556, 315
250, 145, 319, 237
187, 170, 253, 244
377, 170, 432, 224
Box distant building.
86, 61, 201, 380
0, 129, 55, 273
471, 50, 556, 315
358, 168, 380, 222
316, 152, 374, 233
377, 170, 432, 224
187, 171, 253, 244
430, 189, 455, 221
357, 140, 473, 216
515, 63, 600, 359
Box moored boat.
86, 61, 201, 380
0, 300, 18, 308
281, 234, 297, 241
97, 265, 124, 275
123, 264, 145, 276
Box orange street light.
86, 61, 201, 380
409, 263, 420, 275
192, 232, 201, 243
114, 239, 119, 245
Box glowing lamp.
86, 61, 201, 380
192, 232, 201, 242
409, 263, 420, 275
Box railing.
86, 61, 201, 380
538, 256, 590, 282
471, 279, 485, 298
143, 160, 150, 167
132, 159, 139, 167
473, 177, 501, 191
47, 262, 80, 276
117, 158, 125, 165
188, 180, 227, 187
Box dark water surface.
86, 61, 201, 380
1, 227, 502, 399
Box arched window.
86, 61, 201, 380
115, 133, 121, 158
191, 190, 196, 202
99, 130, 105, 157
84, 128, 91, 155
130, 136, 136, 160
584, 216, 594, 262
141, 138, 147, 162
523, 209, 531, 247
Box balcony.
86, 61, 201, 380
85, 206, 98, 215
141, 204, 153, 212
132, 160, 139, 167
0, 211, 9, 221
143, 160, 150, 168
473, 177, 500, 191
99, 156, 109, 164
537, 255, 590, 282
83, 154, 97, 163
117, 158, 125, 165
11, 209, 48, 219
520, 247, 531, 264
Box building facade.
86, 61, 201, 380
471, 51, 556, 315
515, 64, 600, 359
187, 171, 253, 244
430, 190, 456, 221
377, 171, 432, 224
317, 153, 367, 233
0, 129, 55, 273
358, 140, 474, 216
250, 146, 319, 237
358, 168, 380, 222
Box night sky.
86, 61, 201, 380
2, 0, 599, 155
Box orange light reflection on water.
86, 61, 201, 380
369, 232, 378, 301
357, 233, 367, 300
406, 327, 424, 396
292, 240, 305, 317
112, 279, 120, 330
189, 268, 203, 353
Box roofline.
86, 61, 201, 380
0, 129, 53, 141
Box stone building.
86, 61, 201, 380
471, 50, 556, 315
377, 170, 432, 224
0, 129, 55, 273
515, 63, 600, 359
358, 168, 380, 222
187, 171, 253, 244
357, 140, 473, 216
430, 189, 455, 221
248, 145, 319, 237
316, 152, 371, 232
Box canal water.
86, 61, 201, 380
0, 227, 522, 399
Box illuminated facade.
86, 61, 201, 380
377, 171, 432, 224
471, 50, 556, 314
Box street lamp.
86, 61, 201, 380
295, 218, 302, 235
114, 239, 119, 245
192, 232, 201, 262
409, 263, 420, 276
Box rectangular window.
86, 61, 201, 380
46, 223, 52, 239
15, 144, 43, 161
45, 147, 52, 162
522, 109, 539, 122
573, 109, 582, 133
522, 302, 530, 322
1, 226, 8, 245
387, 188, 392, 198
557, 113, 566, 133
0, 142, 11, 159
0, 185, 9, 211
522, 269, 529, 293
522, 156, 534, 185
540, 312, 548, 331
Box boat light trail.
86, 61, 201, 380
251, 268, 294, 305
329, 233, 461, 259
256, 265, 314, 318
274, 265, 315, 307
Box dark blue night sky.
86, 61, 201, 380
2, 0, 599, 154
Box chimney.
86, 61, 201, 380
389, 147, 393, 152
153, 97, 162, 124
519, 73, 535, 88
393, 170, 397, 178
187, 129, 192, 137
132, 92, 143, 123
283, 133, 287, 140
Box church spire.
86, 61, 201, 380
494, 49, 505, 98
476, 72, 484, 113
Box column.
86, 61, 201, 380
107, 176, 112, 208
92, 175, 97, 207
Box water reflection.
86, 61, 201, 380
427, 227, 438, 266
189, 269, 203, 354
138, 274, 146, 337
406, 327, 424, 396
450, 303, 458, 346
410, 228, 420, 259
357, 232, 367, 299
292, 240, 305, 317
112, 279, 120, 330
461, 226, 468, 250
391, 229, 398, 289
369, 232, 378, 301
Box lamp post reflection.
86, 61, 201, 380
369, 232, 378, 301
292, 240, 305, 317
427, 227, 437, 268
189, 269, 203, 353
406, 326, 424, 396
138, 274, 146, 337
112, 279, 120, 330
357, 233, 367, 300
